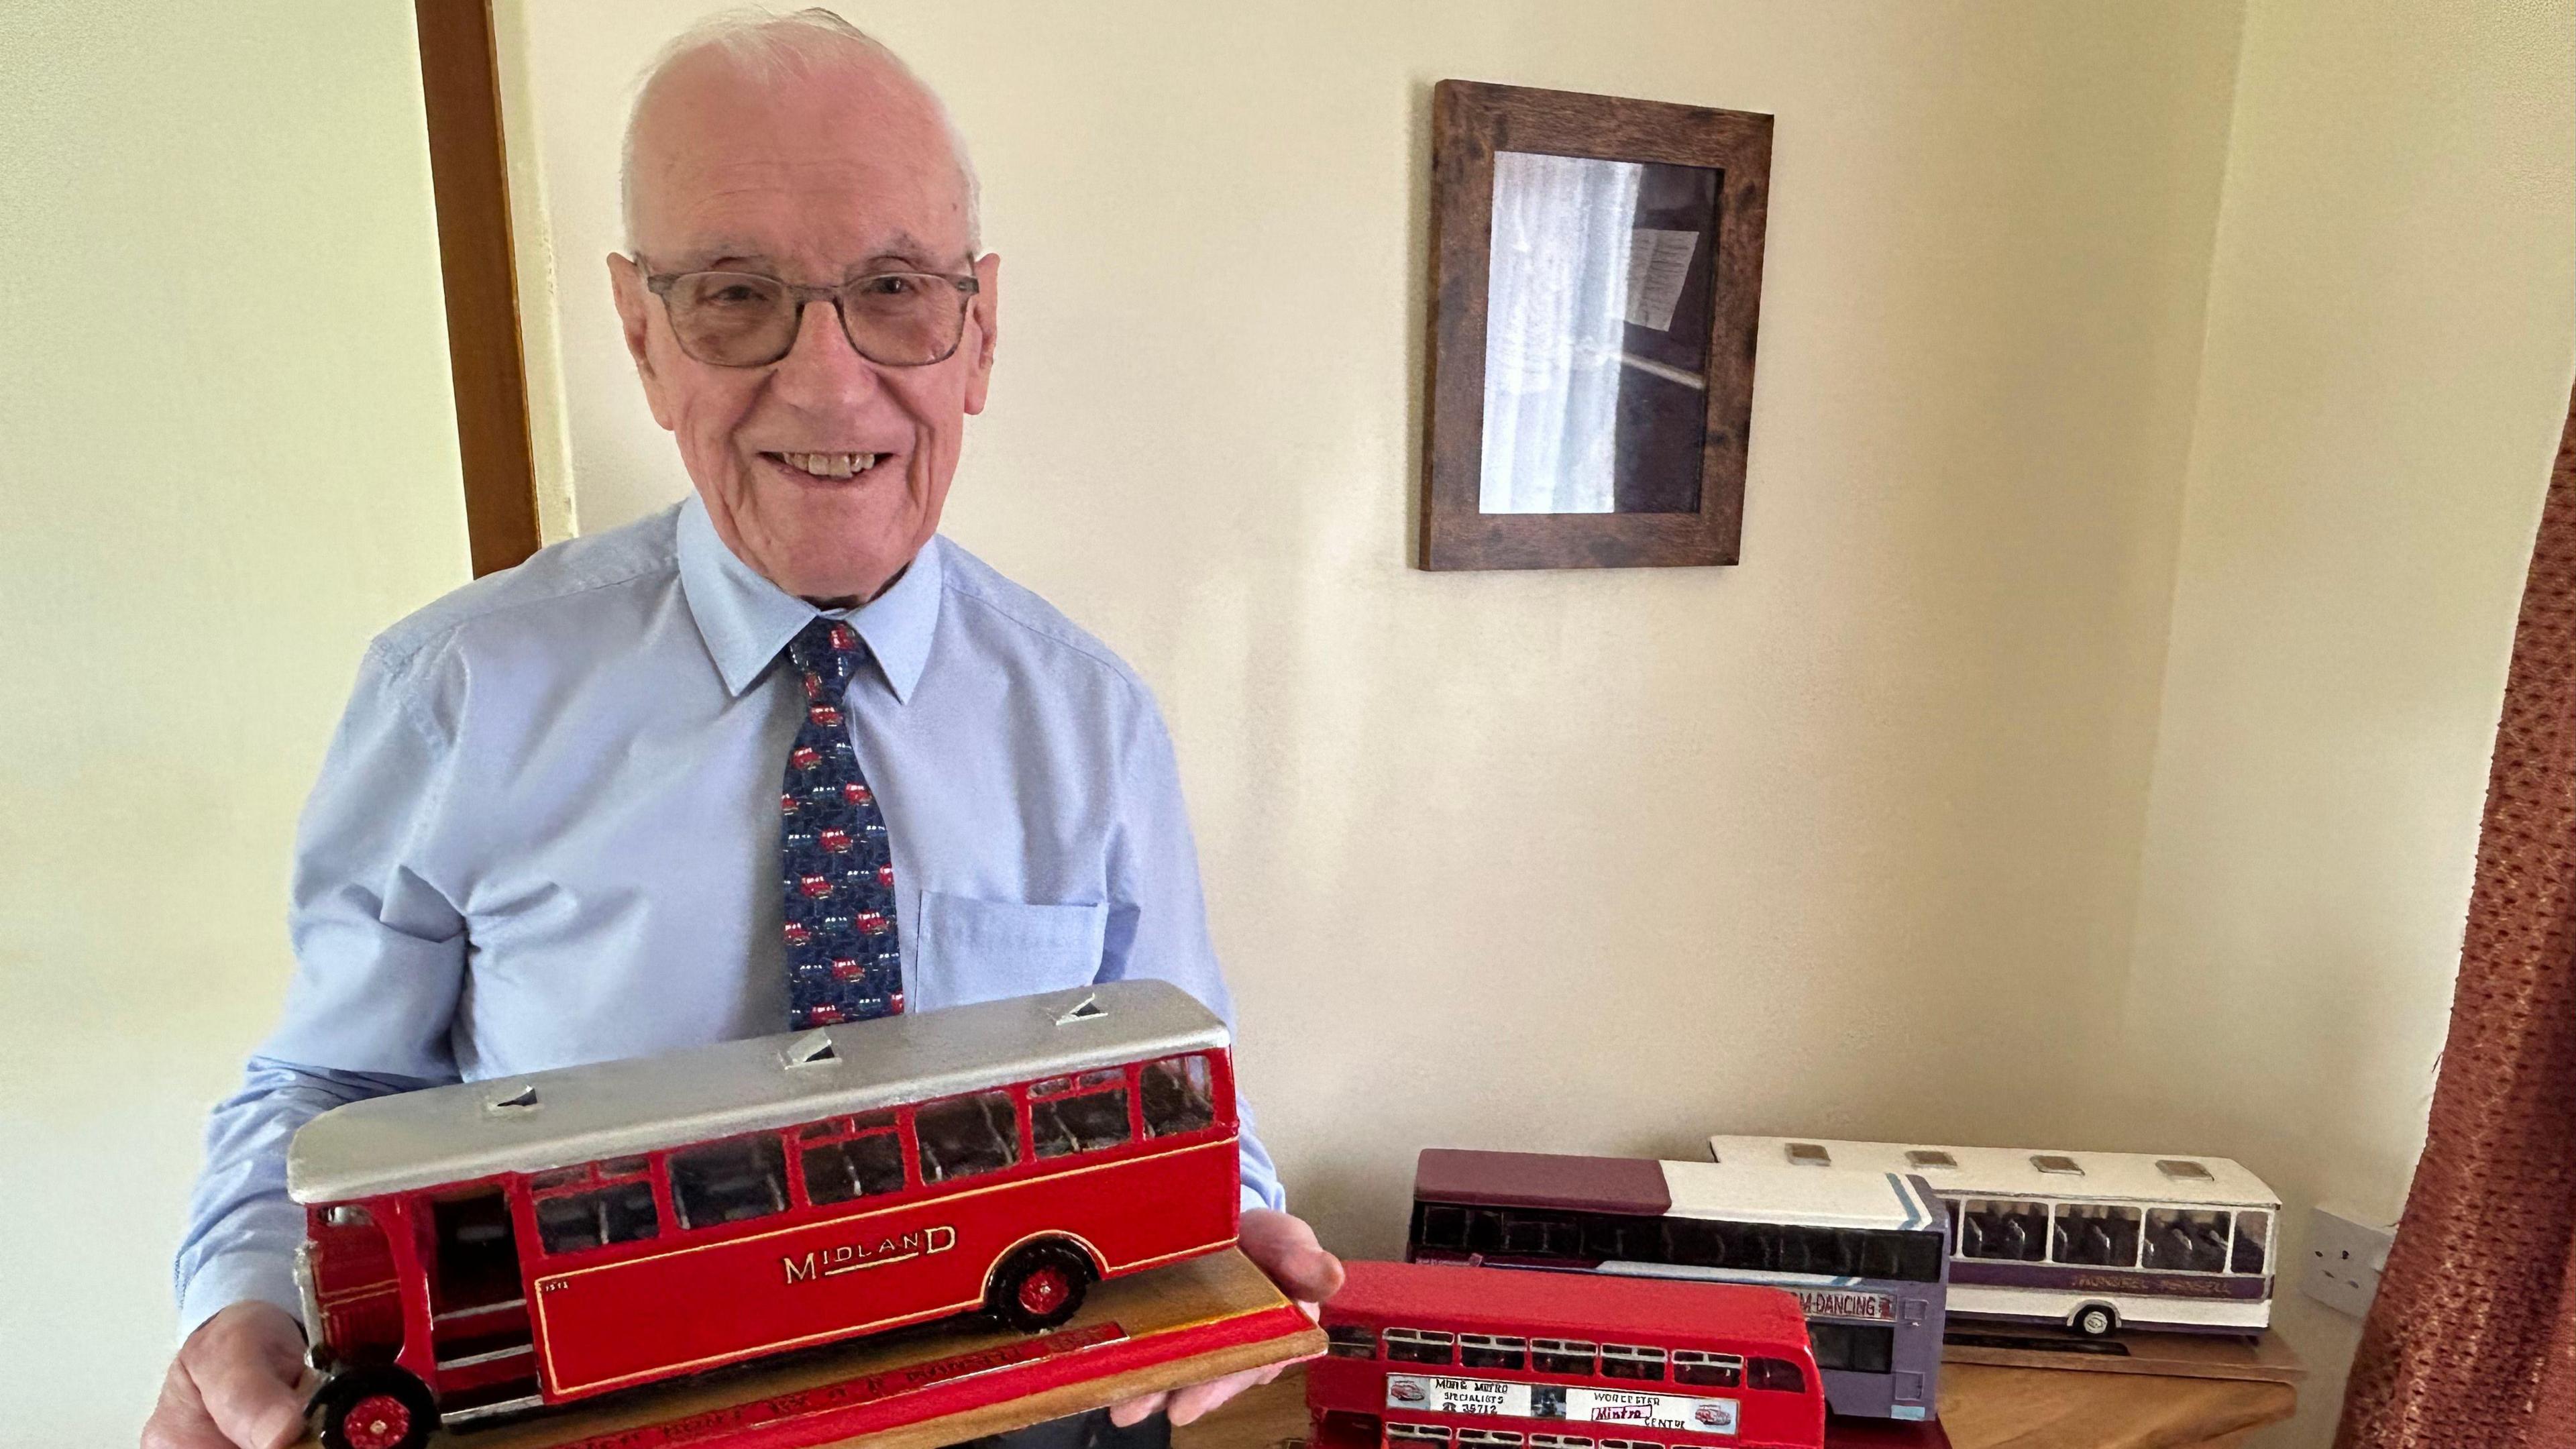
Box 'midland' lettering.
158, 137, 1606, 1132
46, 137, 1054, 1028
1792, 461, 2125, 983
784, 1224, 957, 1284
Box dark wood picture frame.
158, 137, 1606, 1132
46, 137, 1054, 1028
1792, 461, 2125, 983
416, 0, 543, 577
1421, 80, 1772, 571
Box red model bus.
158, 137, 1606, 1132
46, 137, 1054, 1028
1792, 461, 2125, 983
1310, 1260, 1826, 1449
288, 981, 1241, 1449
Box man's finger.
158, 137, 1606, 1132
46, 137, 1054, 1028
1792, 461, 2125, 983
187, 1314, 311, 1449
1165, 1365, 1267, 1426
140, 1361, 235, 1449
1108, 1391, 1169, 1428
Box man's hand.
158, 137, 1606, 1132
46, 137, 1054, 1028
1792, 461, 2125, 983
1110, 1206, 1346, 1429
142, 1303, 315, 1449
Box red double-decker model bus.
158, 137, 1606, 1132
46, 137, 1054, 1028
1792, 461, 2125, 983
1311, 1261, 1826, 1449
288, 981, 1242, 1449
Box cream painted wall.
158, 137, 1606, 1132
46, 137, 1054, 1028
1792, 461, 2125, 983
2108, 3, 2576, 1444
515, 0, 2243, 1255
0, 3, 469, 1441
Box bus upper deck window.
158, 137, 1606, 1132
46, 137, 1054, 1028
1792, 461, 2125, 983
1532, 1338, 1596, 1375
1141, 1054, 1216, 1137
1748, 1357, 1806, 1393
2050, 1203, 2142, 1267
1032, 1069, 1133, 1159
1384, 1328, 1454, 1365
671, 1135, 790, 1230
802, 1112, 906, 1205
1672, 1350, 1742, 1387
1417, 1203, 1468, 1250
917, 1091, 1020, 1183
1325, 1324, 1377, 1359
1460, 1333, 1527, 1370
2229, 1210, 2271, 1275
1599, 1344, 1665, 1381
2142, 1208, 2231, 1273
1957, 1198, 2048, 1262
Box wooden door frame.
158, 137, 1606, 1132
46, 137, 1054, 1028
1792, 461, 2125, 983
416, 0, 543, 576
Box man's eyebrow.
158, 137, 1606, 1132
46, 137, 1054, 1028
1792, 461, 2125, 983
862, 233, 965, 270
652, 235, 967, 276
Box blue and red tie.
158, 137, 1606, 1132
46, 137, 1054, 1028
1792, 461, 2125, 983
778, 618, 903, 1028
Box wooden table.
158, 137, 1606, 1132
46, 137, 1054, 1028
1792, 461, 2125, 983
1171, 1363, 2296, 1449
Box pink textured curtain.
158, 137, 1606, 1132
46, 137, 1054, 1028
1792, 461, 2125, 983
2337, 380, 2576, 1448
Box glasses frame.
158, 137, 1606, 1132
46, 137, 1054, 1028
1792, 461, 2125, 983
640, 266, 982, 370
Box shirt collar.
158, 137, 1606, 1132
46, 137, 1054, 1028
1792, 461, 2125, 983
676, 493, 943, 704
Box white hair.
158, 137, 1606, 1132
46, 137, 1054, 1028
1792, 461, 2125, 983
620, 7, 982, 254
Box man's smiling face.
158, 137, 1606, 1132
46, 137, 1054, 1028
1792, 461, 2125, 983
611, 48, 998, 603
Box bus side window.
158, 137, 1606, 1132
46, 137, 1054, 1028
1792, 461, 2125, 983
1662, 1217, 1725, 1269
1385, 1328, 1455, 1365
1460, 1334, 1527, 1370
1031, 1070, 1134, 1159
2231, 1210, 2271, 1275
1140, 1054, 1217, 1137
2050, 1204, 2141, 1267
1959, 1198, 2048, 1262
1748, 1358, 1807, 1393
1533, 1339, 1597, 1375
916, 1090, 1021, 1182
1417, 1203, 1469, 1251
1672, 1350, 1741, 1388
2143, 1208, 2230, 1273
1326, 1324, 1377, 1359
1807, 1322, 1892, 1375
1599, 1344, 1665, 1381
670, 1134, 790, 1230
801, 1110, 906, 1207
533, 1170, 659, 1254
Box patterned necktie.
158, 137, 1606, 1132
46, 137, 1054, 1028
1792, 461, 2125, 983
778, 618, 902, 1028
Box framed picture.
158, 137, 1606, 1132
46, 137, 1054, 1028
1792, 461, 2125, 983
1420, 80, 1773, 571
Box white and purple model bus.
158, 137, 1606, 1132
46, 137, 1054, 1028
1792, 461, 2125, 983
1407, 1148, 1949, 1424
1707, 1137, 2280, 1340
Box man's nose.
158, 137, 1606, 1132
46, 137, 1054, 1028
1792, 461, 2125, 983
769, 297, 880, 407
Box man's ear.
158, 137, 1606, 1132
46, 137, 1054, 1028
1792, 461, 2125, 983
962, 251, 1000, 417
608, 253, 678, 431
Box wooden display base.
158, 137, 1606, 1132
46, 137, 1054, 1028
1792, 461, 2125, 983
1940, 1327, 2304, 1385
1822, 1416, 1951, 1448
310, 1250, 1323, 1449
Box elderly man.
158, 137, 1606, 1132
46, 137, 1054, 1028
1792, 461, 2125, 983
145, 12, 1338, 1449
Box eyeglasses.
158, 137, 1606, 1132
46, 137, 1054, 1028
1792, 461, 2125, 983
641, 267, 980, 369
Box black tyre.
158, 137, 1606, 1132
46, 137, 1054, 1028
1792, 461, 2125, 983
2072, 1304, 2117, 1339
313, 1366, 439, 1449
987, 1240, 1095, 1332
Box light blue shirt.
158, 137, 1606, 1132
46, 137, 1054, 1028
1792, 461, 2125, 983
174, 496, 1283, 1338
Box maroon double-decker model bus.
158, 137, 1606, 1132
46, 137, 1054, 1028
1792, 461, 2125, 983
288, 983, 1241, 1449
1310, 1260, 1827, 1449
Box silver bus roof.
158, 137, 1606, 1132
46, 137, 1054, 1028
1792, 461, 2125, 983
1706, 1135, 2280, 1210
288, 981, 1228, 1204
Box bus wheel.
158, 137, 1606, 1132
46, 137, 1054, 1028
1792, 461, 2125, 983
2072, 1304, 2118, 1338
313, 1366, 438, 1449
989, 1242, 1095, 1332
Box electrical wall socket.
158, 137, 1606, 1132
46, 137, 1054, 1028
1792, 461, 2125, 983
2301, 1205, 2395, 1318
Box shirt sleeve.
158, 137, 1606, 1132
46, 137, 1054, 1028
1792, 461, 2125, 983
1097, 696, 1287, 1214
172, 642, 472, 1340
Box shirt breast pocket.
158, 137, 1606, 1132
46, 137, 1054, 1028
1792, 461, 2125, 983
912, 890, 1110, 1011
